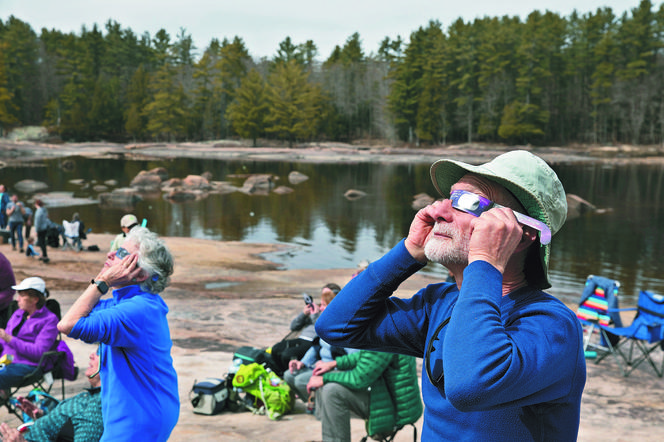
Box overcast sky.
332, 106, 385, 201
2, 1, 644, 60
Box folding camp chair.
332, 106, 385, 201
597, 290, 664, 377
62, 220, 81, 251
576, 275, 623, 367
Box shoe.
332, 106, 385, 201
19, 248, 23, 253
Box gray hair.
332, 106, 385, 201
125, 227, 174, 293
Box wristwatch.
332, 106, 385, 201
91, 279, 109, 295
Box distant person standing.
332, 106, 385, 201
6, 195, 26, 253
0, 185, 9, 230
23, 204, 33, 240
34, 199, 51, 263
109, 214, 138, 252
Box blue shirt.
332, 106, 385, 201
317, 239, 586, 441
69, 285, 179, 441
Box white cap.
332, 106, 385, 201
121, 214, 139, 228
12, 277, 46, 296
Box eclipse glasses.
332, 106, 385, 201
449, 190, 552, 245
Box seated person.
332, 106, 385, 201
0, 277, 58, 395
0, 253, 16, 329
308, 350, 422, 442
0, 349, 103, 442
270, 283, 340, 375
283, 337, 349, 408
25, 238, 39, 258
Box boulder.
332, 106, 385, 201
13, 179, 48, 193
210, 182, 239, 195
182, 175, 212, 190
201, 171, 213, 181
161, 178, 184, 190
273, 186, 294, 194
93, 185, 109, 192
567, 194, 598, 220
165, 189, 199, 201
130, 171, 163, 191
288, 171, 309, 185
344, 189, 367, 201
98, 188, 142, 209
412, 193, 434, 211
241, 174, 276, 194
147, 167, 169, 181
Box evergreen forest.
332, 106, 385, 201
1, 0, 664, 147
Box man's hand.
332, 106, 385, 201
405, 202, 440, 263
0, 422, 27, 442
468, 207, 524, 273
312, 360, 336, 376
288, 359, 304, 374
307, 375, 324, 394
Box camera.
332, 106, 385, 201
302, 293, 314, 306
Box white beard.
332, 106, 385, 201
424, 223, 470, 267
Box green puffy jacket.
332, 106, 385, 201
323, 350, 423, 437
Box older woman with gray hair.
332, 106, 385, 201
58, 227, 179, 442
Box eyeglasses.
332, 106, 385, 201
449, 190, 552, 245
115, 247, 131, 259
425, 317, 450, 388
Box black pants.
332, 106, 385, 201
271, 338, 315, 375
37, 229, 48, 257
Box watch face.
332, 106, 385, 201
95, 280, 109, 294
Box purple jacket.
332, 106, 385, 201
0, 252, 15, 311
1, 305, 59, 366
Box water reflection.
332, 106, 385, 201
2, 157, 663, 306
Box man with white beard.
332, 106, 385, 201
316, 150, 586, 441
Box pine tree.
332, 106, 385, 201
226, 69, 268, 146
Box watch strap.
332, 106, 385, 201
91, 279, 109, 295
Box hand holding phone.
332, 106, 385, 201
302, 293, 313, 306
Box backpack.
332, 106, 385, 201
190, 378, 230, 415
231, 363, 294, 420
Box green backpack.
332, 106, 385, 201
232, 363, 294, 420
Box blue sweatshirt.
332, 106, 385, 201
316, 239, 586, 441
69, 285, 179, 441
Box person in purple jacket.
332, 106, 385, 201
0, 277, 58, 395
316, 150, 586, 441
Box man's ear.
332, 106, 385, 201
515, 226, 538, 252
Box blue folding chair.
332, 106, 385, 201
576, 275, 623, 365
597, 290, 664, 377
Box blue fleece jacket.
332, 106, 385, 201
69, 285, 179, 442
316, 239, 586, 441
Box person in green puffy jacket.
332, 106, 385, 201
307, 350, 422, 442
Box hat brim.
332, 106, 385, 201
429, 159, 552, 289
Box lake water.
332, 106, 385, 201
2, 156, 663, 306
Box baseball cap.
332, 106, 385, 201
12, 277, 47, 296
120, 214, 139, 228
429, 150, 567, 289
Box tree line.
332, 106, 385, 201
1, 0, 663, 146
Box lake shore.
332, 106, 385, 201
1, 141, 663, 440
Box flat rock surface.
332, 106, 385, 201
0, 233, 662, 441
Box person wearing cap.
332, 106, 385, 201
58, 227, 178, 442
109, 214, 138, 253
316, 150, 586, 441
0, 277, 59, 393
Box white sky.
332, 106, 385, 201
1, 0, 645, 60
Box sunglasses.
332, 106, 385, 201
449, 190, 552, 245
115, 247, 131, 259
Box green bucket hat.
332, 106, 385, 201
429, 150, 567, 289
